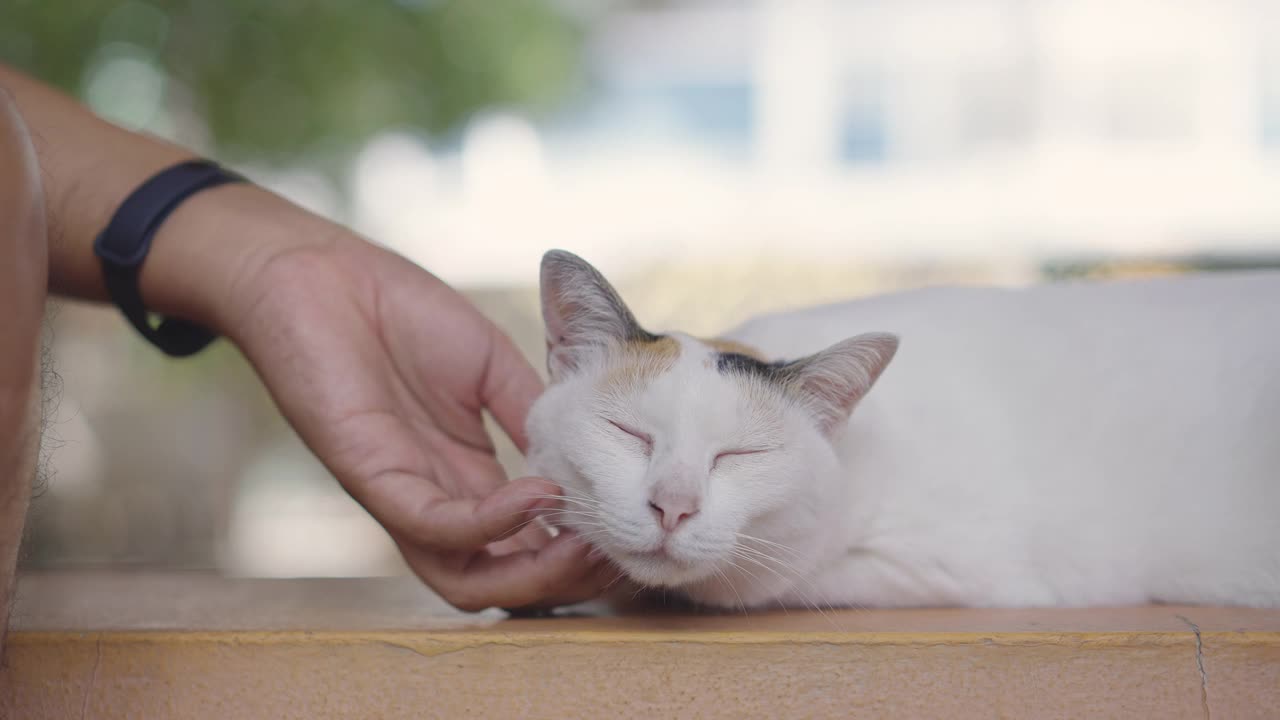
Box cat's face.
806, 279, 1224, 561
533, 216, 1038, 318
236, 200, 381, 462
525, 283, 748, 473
525, 251, 897, 596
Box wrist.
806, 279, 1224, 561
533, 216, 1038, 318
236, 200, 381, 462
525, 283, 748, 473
137, 180, 347, 338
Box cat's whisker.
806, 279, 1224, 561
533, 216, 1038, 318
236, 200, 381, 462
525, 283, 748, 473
731, 544, 821, 598
493, 508, 611, 538
628, 583, 648, 602
744, 568, 834, 628
486, 504, 623, 560
524, 493, 609, 510
721, 554, 764, 586
721, 553, 791, 618
719, 555, 769, 613
711, 565, 749, 617
532, 510, 610, 525
728, 546, 845, 631
557, 528, 615, 545
727, 549, 800, 603
489, 502, 606, 526
732, 534, 836, 614
759, 565, 844, 630
733, 547, 809, 589
734, 532, 807, 563
599, 562, 630, 595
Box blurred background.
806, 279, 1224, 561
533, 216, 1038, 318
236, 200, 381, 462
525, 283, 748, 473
5, 0, 1280, 578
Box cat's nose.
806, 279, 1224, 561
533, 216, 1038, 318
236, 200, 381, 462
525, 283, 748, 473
648, 492, 700, 532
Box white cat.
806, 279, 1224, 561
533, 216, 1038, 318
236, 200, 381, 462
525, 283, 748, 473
525, 250, 1280, 609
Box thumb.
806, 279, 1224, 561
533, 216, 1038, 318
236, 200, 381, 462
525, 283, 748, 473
396, 475, 563, 551
481, 326, 544, 454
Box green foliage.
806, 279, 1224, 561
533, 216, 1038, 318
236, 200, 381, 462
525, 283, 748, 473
0, 0, 583, 161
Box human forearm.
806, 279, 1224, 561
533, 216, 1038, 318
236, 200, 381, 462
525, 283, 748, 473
0, 86, 47, 655
0, 64, 340, 336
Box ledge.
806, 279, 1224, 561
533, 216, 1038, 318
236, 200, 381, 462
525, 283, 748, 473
5, 572, 1278, 719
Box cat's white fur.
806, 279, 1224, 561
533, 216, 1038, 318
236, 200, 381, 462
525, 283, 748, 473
526, 250, 1280, 609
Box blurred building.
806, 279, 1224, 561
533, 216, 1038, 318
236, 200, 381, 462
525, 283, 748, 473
21, 0, 1280, 579
359, 0, 1280, 286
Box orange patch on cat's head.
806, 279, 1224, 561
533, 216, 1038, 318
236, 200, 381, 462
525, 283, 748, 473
600, 335, 681, 392
631, 335, 681, 369
702, 337, 766, 360
699, 337, 767, 365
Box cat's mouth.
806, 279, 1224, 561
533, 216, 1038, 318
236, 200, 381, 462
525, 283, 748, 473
611, 544, 715, 588
623, 546, 683, 564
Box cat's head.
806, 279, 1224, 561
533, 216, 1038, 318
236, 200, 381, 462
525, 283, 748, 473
525, 250, 897, 597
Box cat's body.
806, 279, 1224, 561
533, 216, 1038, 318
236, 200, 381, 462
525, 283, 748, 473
725, 272, 1280, 608
527, 252, 1280, 610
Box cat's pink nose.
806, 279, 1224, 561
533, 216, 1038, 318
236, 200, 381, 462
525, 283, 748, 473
648, 493, 700, 532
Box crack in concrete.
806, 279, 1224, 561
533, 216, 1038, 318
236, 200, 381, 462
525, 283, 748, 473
80, 635, 102, 720
1176, 615, 1210, 720
378, 640, 435, 659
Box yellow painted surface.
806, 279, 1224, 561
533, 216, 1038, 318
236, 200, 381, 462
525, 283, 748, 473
3, 573, 1279, 719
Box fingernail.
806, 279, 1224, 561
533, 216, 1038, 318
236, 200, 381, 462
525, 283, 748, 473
528, 496, 561, 512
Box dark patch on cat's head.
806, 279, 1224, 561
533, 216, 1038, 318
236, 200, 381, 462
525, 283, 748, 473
715, 352, 794, 383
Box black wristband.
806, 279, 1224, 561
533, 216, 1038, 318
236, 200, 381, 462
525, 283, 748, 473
93, 159, 245, 357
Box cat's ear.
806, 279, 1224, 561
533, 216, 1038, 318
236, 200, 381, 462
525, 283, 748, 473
540, 250, 650, 380
786, 332, 898, 434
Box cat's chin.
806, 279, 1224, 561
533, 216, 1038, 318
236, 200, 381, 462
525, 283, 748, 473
612, 549, 717, 588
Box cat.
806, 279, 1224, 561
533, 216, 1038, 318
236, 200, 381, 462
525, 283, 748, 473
525, 250, 1280, 609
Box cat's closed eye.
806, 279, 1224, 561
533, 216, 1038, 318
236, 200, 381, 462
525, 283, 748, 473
607, 419, 653, 452
711, 448, 770, 470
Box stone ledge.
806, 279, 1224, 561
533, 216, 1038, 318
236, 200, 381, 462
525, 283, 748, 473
4, 572, 1278, 719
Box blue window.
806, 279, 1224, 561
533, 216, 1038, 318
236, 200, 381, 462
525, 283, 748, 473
839, 69, 888, 165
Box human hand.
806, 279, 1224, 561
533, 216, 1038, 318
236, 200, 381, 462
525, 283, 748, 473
0, 64, 611, 612
221, 232, 611, 612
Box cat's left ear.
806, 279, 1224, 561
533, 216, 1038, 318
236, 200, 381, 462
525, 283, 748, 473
540, 249, 650, 381
785, 333, 899, 434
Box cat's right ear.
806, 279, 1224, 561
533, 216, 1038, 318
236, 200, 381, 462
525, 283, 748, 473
785, 332, 899, 435
540, 250, 649, 381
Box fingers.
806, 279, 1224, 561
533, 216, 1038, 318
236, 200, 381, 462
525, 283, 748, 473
485, 522, 554, 556
380, 474, 610, 612
413, 531, 605, 613
508, 559, 623, 612
481, 326, 544, 453
379, 474, 562, 551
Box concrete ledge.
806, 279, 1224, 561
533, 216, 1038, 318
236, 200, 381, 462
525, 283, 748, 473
4, 573, 1279, 719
